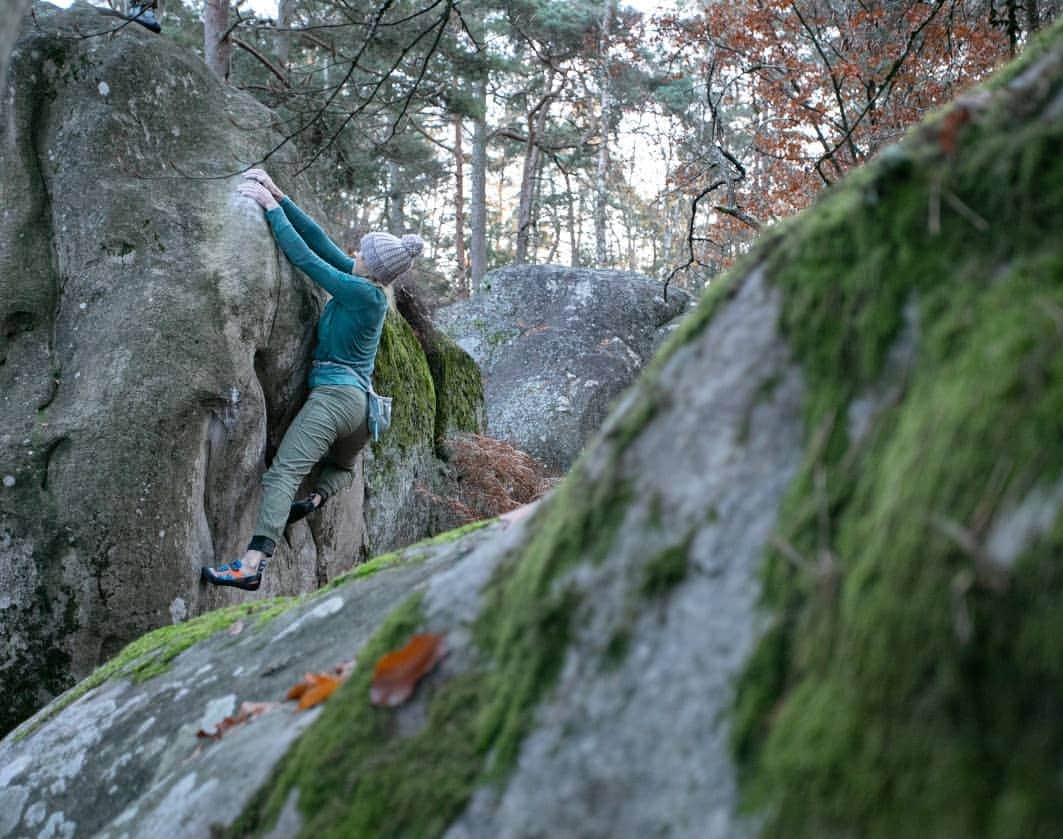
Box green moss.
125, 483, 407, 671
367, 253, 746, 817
603, 627, 632, 669
640, 537, 693, 598
226, 593, 486, 838
415, 516, 495, 547
316, 518, 495, 595
371, 309, 436, 457
230, 431, 635, 835
471, 465, 631, 774
732, 27, 1063, 838
424, 332, 484, 442
14, 597, 293, 741
651, 271, 742, 373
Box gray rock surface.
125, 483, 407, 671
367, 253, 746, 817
447, 267, 799, 839
0, 524, 510, 839
0, 0, 32, 94
0, 4, 462, 736
0, 256, 799, 837
436, 265, 691, 471
4, 30, 1060, 837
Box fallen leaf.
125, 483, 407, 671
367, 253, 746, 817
286, 674, 314, 702
370, 633, 446, 708
285, 659, 356, 711
296, 674, 341, 710
229, 620, 244, 636
196, 700, 280, 740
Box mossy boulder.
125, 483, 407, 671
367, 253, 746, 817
0, 2, 331, 737
0, 4, 443, 738
425, 331, 485, 442
728, 24, 1063, 838
2, 19, 1062, 839
360, 308, 439, 553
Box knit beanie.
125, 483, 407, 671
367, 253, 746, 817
360, 232, 425, 284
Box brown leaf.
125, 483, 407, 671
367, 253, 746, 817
196, 700, 280, 740
297, 675, 341, 710
285, 659, 356, 711
285, 674, 314, 702
370, 633, 446, 708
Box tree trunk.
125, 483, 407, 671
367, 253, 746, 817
576, 188, 585, 264
515, 71, 554, 265
514, 130, 539, 264
388, 160, 405, 233
1027, 0, 1040, 32
564, 168, 578, 267
454, 115, 468, 296
470, 79, 488, 294
276, 0, 295, 68
204, 0, 232, 82
594, 0, 615, 267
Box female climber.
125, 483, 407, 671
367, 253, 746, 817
200, 168, 424, 591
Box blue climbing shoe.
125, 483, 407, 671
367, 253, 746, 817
201, 558, 264, 591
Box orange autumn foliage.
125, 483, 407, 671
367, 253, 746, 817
370, 633, 446, 708
287, 672, 343, 710
286, 659, 356, 711
656, 0, 1013, 269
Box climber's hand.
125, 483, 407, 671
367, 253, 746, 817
242, 168, 284, 201
237, 181, 279, 211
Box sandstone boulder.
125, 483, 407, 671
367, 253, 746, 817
436, 265, 690, 471
2, 15, 1062, 839
0, 3, 481, 736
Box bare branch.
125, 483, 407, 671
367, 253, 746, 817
714, 204, 761, 230
232, 37, 290, 87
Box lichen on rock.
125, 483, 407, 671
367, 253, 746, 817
730, 19, 1063, 838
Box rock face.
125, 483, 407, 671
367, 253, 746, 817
436, 265, 690, 471
0, 0, 32, 92
0, 4, 481, 737
3, 17, 1063, 839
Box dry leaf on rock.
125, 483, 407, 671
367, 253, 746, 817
287, 673, 341, 710
196, 701, 280, 740
370, 633, 446, 708
286, 659, 356, 711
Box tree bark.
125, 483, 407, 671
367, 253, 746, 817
276, 0, 295, 68
564, 168, 578, 267
454, 115, 468, 295
387, 160, 405, 233
594, 0, 615, 267
470, 78, 488, 294
204, 0, 232, 82
515, 71, 555, 265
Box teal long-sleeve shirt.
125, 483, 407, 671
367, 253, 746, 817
265, 197, 387, 392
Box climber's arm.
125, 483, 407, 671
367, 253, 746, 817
242, 168, 356, 274
276, 197, 356, 275
264, 206, 381, 308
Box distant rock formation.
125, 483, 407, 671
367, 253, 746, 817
0, 4, 481, 736
436, 265, 690, 471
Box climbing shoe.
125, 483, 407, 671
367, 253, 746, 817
200, 558, 264, 591
287, 493, 325, 525
127, 2, 162, 33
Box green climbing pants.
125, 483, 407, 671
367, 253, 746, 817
253, 384, 369, 545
